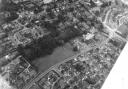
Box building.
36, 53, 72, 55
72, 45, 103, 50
0, 55, 37, 89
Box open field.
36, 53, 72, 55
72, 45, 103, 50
32, 43, 77, 72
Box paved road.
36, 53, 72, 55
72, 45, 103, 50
23, 7, 128, 89
23, 44, 100, 89
23, 36, 109, 89
23, 19, 117, 89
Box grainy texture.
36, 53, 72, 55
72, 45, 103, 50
0, 0, 128, 89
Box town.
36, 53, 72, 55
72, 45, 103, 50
0, 0, 128, 89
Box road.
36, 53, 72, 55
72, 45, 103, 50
22, 19, 127, 89
23, 14, 126, 89
23, 49, 90, 89
23, 36, 110, 89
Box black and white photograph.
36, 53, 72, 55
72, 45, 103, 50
0, 0, 128, 89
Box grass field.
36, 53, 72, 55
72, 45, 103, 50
32, 43, 77, 72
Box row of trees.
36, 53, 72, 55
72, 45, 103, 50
17, 25, 82, 61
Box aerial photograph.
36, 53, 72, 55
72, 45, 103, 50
0, 0, 128, 89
